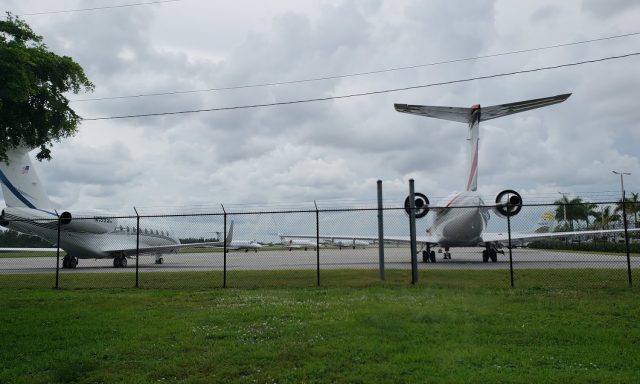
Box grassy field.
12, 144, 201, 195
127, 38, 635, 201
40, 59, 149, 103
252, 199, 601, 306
1, 269, 638, 383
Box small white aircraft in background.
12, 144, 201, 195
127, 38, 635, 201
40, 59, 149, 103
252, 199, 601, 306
280, 237, 319, 251
285, 93, 640, 262
0, 147, 230, 268
215, 221, 262, 252
225, 241, 263, 252
331, 238, 370, 249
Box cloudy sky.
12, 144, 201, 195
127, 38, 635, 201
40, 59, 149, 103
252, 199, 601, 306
3, 0, 640, 213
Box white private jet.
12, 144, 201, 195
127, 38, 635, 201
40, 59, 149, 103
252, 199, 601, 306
331, 238, 370, 249
280, 237, 319, 251
284, 93, 639, 262
216, 221, 263, 252
0, 147, 230, 268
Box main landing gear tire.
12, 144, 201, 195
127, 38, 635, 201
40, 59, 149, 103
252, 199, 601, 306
482, 249, 498, 263
155, 257, 164, 265
62, 256, 78, 269
113, 256, 128, 268
422, 251, 436, 263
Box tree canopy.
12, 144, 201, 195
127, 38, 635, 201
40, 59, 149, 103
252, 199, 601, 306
0, 13, 93, 163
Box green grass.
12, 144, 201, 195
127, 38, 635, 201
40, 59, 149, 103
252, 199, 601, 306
1, 270, 639, 383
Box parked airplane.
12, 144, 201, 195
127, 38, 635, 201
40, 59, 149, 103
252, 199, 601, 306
284, 93, 639, 262
280, 237, 319, 251
215, 221, 262, 252
0, 147, 230, 268
331, 238, 370, 249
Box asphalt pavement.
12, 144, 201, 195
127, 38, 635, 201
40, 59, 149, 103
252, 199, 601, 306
0, 247, 636, 274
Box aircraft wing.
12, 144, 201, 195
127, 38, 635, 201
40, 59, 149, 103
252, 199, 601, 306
0, 247, 59, 253
283, 234, 441, 245
103, 241, 226, 257
482, 227, 640, 244
284, 228, 638, 248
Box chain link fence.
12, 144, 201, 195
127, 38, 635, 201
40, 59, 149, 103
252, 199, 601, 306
0, 201, 637, 289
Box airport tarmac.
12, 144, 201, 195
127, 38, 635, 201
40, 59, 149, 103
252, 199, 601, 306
0, 247, 637, 274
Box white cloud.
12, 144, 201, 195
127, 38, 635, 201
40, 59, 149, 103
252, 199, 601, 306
2, 0, 639, 211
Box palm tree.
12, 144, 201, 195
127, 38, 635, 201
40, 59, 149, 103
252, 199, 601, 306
581, 202, 599, 228
554, 195, 585, 230
592, 206, 620, 230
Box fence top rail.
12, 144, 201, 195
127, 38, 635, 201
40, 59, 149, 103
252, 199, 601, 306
0, 201, 629, 221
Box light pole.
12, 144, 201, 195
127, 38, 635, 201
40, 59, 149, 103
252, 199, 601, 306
612, 170, 631, 201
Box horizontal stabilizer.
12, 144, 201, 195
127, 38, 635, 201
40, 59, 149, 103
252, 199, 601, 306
393, 105, 472, 123
479, 93, 571, 122
394, 93, 571, 124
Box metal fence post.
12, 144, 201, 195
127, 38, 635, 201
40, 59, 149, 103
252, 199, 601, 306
622, 193, 632, 287
377, 180, 385, 281
409, 179, 418, 285
134, 207, 140, 288
222, 204, 227, 288
507, 212, 514, 288
315, 200, 320, 287
55, 211, 60, 289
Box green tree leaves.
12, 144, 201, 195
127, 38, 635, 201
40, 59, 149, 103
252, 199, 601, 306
0, 13, 93, 163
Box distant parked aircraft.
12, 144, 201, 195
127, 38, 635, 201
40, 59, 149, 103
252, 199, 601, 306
218, 221, 262, 252
284, 93, 640, 262
0, 147, 230, 268
331, 238, 370, 249
280, 237, 318, 251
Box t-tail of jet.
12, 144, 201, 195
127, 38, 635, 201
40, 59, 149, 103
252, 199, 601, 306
225, 220, 234, 246
394, 93, 571, 191
0, 147, 54, 209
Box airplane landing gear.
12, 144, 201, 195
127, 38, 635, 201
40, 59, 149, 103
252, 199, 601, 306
113, 255, 128, 268
62, 256, 78, 269
443, 247, 451, 260
421, 244, 436, 263
155, 255, 164, 264
482, 244, 498, 263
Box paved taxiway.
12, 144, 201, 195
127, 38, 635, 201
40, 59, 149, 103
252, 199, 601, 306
0, 247, 637, 274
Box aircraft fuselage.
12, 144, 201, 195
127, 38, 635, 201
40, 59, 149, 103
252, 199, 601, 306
430, 191, 489, 247
1, 207, 180, 259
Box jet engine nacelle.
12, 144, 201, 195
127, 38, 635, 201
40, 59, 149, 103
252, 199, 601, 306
494, 189, 522, 218
59, 211, 118, 234
404, 192, 429, 219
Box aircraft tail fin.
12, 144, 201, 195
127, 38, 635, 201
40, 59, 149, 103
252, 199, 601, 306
0, 147, 54, 209
394, 93, 571, 192
225, 220, 234, 246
